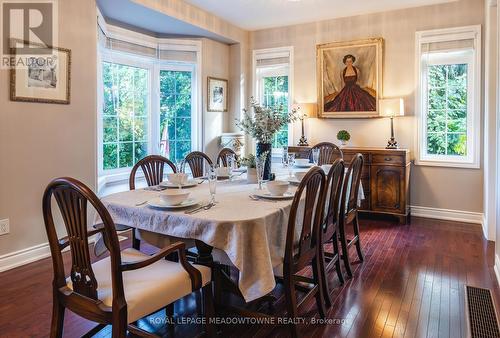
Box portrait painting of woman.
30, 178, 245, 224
317, 38, 383, 118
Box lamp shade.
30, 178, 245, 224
379, 98, 404, 117
293, 103, 317, 118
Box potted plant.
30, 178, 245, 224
240, 153, 270, 184
337, 130, 351, 146
236, 98, 298, 180
240, 154, 257, 183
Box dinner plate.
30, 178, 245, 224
160, 180, 198, 188
147, 197, 198, 209
254, 192, 294, 200
294, 163, 313, 168
287, 178, 301, 185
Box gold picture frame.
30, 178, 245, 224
317, 37, 383, 118
10, 42, 71, 104
207, 76, 228, 112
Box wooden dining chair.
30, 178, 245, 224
185, 151, 213, 178
129, 155, 176, 190
318, 159, 345, 307
129, 155, 177, 250
309, 142, 343, 165
338, 153, 364, 278
42, 177, 215, 338
216, 148, 237, 167
274, 166, 328, 338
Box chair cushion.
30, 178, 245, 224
67, 248, 211, 323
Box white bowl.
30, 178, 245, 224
294, 159, 310, 166
167, 173, 188, 186
159, 190, 190, 206
321, 164, 332, 173
267, 180, 290, 196
216, 167, 230, 177
294, 171, 308, 181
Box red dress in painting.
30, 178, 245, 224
325, 67, 376, 112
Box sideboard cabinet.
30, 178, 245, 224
288, 146, 411, 223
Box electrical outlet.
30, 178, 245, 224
0, 219, 9, 235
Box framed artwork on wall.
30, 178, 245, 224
207, 76, 228, 112
317, 37, 383, 118
10, 42, 71, 104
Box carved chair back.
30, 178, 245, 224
185, 151, 213, 178
322, 159, 345, 243
42, 177, 125, 317
284, 166, 327, 274
129, 155, 176, 190
310, 142, 343, 165
340, 153, 364, 218
216, 148, 237, 167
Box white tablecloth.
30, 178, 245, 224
95, 167, 364, 302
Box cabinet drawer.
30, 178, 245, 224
372, 154, 404, 165
343, 152, 371, 164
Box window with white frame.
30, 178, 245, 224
97, 22, 201, 178
253, 47, 293, 154
416, 26, 481, 168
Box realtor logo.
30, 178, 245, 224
1, 0, 57, 56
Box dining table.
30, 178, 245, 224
94, 166, 364, 304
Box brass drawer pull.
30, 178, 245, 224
384, 157, 392, 161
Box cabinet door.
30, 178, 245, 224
370, 165, 405, 213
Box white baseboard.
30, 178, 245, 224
410, 205, 486, 236
0, 235, 127, 273
495, 254, 500, 286
0, 242, 51, 273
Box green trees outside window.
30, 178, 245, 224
159, 70, 193, 163
427, 64, 468, 156
102, 62, 149, 170
262, 75, 289, 149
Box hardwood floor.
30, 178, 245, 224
0, 216, 498, 338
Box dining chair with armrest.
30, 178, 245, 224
43, 177, 215, 338
338, 153, 365, 278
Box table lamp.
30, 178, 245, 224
379, 98, 404, 149
294, 103, 317, 146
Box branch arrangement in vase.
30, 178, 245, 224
236, 98, 298, 143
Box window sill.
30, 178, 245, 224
415, 159, 480, 169
98, 170, 145, 194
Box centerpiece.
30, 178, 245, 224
236, 98, 298, 180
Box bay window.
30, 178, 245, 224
97, 22, 201, 180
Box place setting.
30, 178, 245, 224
250, 180, 295, 201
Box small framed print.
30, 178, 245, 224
207, 77, 228, 112
10, 42, 71, 104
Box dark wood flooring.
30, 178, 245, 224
0, 216, 498, 338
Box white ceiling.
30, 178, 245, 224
183, 0, 457, 30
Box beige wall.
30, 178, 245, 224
250, 0, 485, 212
202, 38, 230, 159
0, 0, 97, 255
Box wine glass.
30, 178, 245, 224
312, 148, 320, 166
282, 146, 289, 168
208, 165, 217, 204
226, 154, 236, 181
287, 153, 295, 178
256, 156, 265, 190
